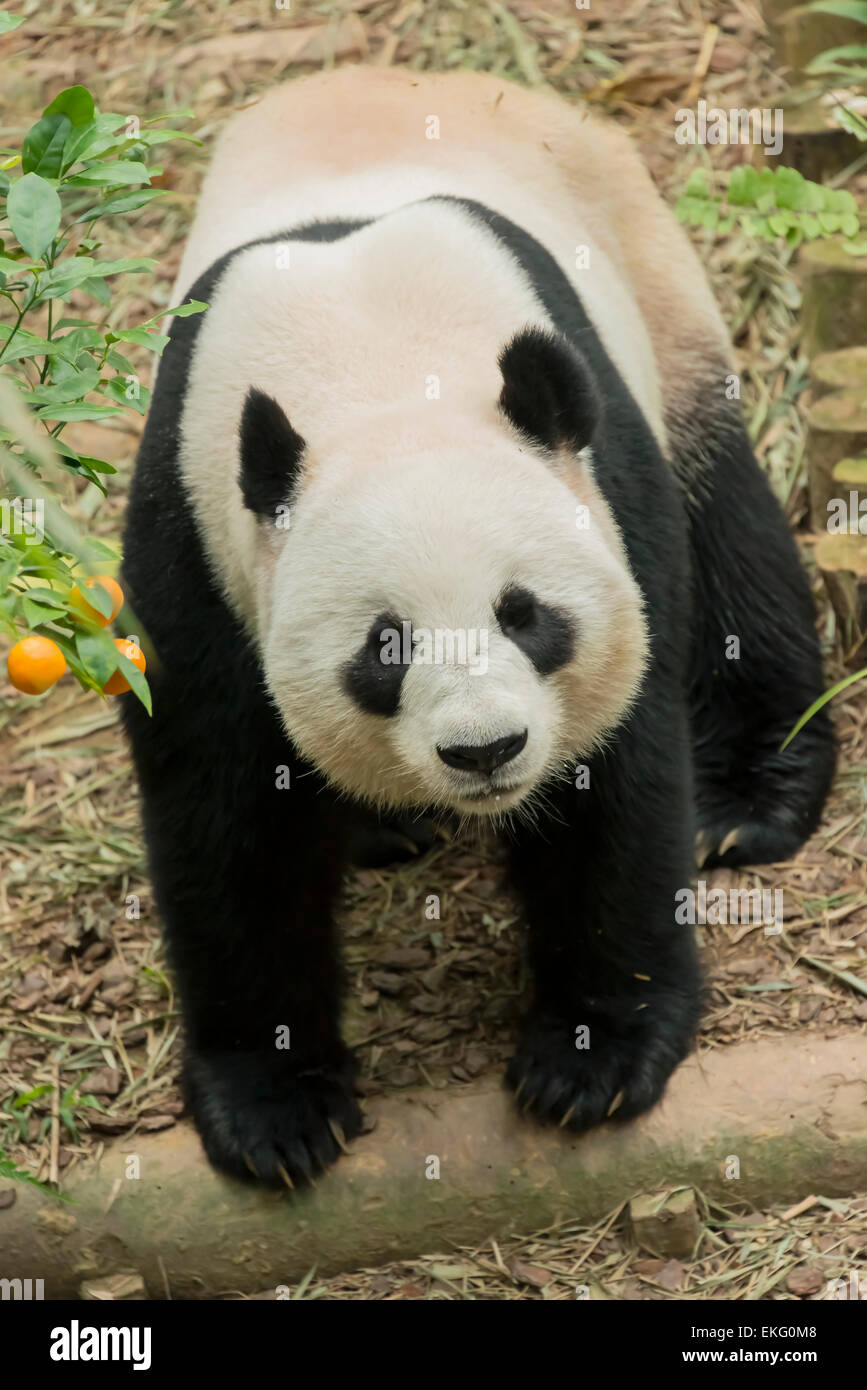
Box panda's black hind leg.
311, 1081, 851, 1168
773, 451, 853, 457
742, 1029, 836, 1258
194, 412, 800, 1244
677, 401, 836, 869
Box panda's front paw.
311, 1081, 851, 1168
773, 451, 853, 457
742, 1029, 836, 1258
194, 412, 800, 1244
505, 999, 697, 1133
183, 1046, 364, 1188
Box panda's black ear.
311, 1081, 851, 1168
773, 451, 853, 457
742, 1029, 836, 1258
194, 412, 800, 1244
238, 387, 306, 519
498, 327, 598, 454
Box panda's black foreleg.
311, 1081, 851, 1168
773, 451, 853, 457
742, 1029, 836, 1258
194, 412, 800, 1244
504, 693, 701, 1131
678, 408, 836, 869
121, 642, 362, 1189
345, 805, 439, 867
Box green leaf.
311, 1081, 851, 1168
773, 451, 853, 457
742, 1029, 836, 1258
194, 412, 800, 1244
38, 258, 154, 301
43, 85, 95, 127
75, 577, 114, 619
114, 647, 151, 714
772, 166, 804, 210
143, 109, 195, 124
833, 105, 867, 140
21, 113, 71, 178
111, 326, 170, 353
85, 537, 120, 560
21, 594, 66, 627
793, 180, 825, 212
0, 554, 19, 589
50, 326, 104, 361
78, 277, 111, 305
127, 128, 202, 147
33, 401, 124, 422
19, 585, 67, 605
727, 164, 759, 206
104, 347, 136, 374
841, 211, 861, 237
82, 257, 156, 277
0, 326, 55, 362
0, 252, 36, 275
0, 12, 25, 34
65, 160, 150, 187
73, 188, 163, 223
102, 376, 150, 414
684, 168, 710, 198
28, 367, 102, 407
829, 187, 858, 214
31, 256, 99, 300
163, 298, 209, 320
6, 173, 62, 259
782, 668, 867, 749
134, 298, 208, 331
75, 628, 119, 685
53, 439, 116, 474
805, 42, 867, 70
795, 0, 867, 19
59, 125, 124, 172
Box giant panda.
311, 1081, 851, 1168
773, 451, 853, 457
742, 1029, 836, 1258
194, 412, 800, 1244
121, 66, 836, 1187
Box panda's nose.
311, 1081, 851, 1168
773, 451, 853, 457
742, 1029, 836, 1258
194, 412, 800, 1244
437, 730, 528, 774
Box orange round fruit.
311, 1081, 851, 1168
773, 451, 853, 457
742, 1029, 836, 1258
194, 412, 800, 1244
7, 635, 67, 694
70, 575, 124, 628
103, 638, 145, 695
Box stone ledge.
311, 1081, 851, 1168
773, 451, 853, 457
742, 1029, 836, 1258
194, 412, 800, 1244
2, 1034, 866, 1298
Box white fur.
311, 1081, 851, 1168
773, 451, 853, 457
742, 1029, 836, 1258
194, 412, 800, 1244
175, 152, 664, 443
177, 113, 652, 817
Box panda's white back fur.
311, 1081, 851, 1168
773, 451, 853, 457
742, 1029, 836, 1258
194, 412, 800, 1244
175, 67, 732, 440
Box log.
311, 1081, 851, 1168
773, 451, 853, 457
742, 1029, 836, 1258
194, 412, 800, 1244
805, 387, 867, 530
1, 1034, 866, 1299
762, 0, 866, 78
811, 347, 867, 396
768, 93, 861, 182
800, 239, 867, 360
833, 456, 867, 486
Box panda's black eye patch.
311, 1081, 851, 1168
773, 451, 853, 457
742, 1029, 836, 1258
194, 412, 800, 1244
342, 612, 411, 717
495, 584, 574, 676
496, 586, 536, 632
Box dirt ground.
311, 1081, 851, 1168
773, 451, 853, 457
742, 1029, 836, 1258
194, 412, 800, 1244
1, 0, 866, 1299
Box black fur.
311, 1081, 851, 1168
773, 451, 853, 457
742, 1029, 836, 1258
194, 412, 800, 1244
499, 325, 599, 452
121, 198, 834, 1187
342, 612, 410, 717
672, 401, 836, 867
239, 387, 306, 519
494, 584, 574, 676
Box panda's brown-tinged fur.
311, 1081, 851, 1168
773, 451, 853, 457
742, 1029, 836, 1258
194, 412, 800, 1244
174, 66, 729, 449
122, 68, 835, 1188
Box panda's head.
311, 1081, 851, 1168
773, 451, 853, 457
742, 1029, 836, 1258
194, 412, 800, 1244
239, 328, 649, 820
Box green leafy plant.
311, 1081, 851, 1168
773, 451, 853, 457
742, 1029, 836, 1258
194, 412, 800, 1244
782, 666, 867, 746
0, 1146, 71, 1199
0, 41, 205, 710
676, 163, 864, 250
